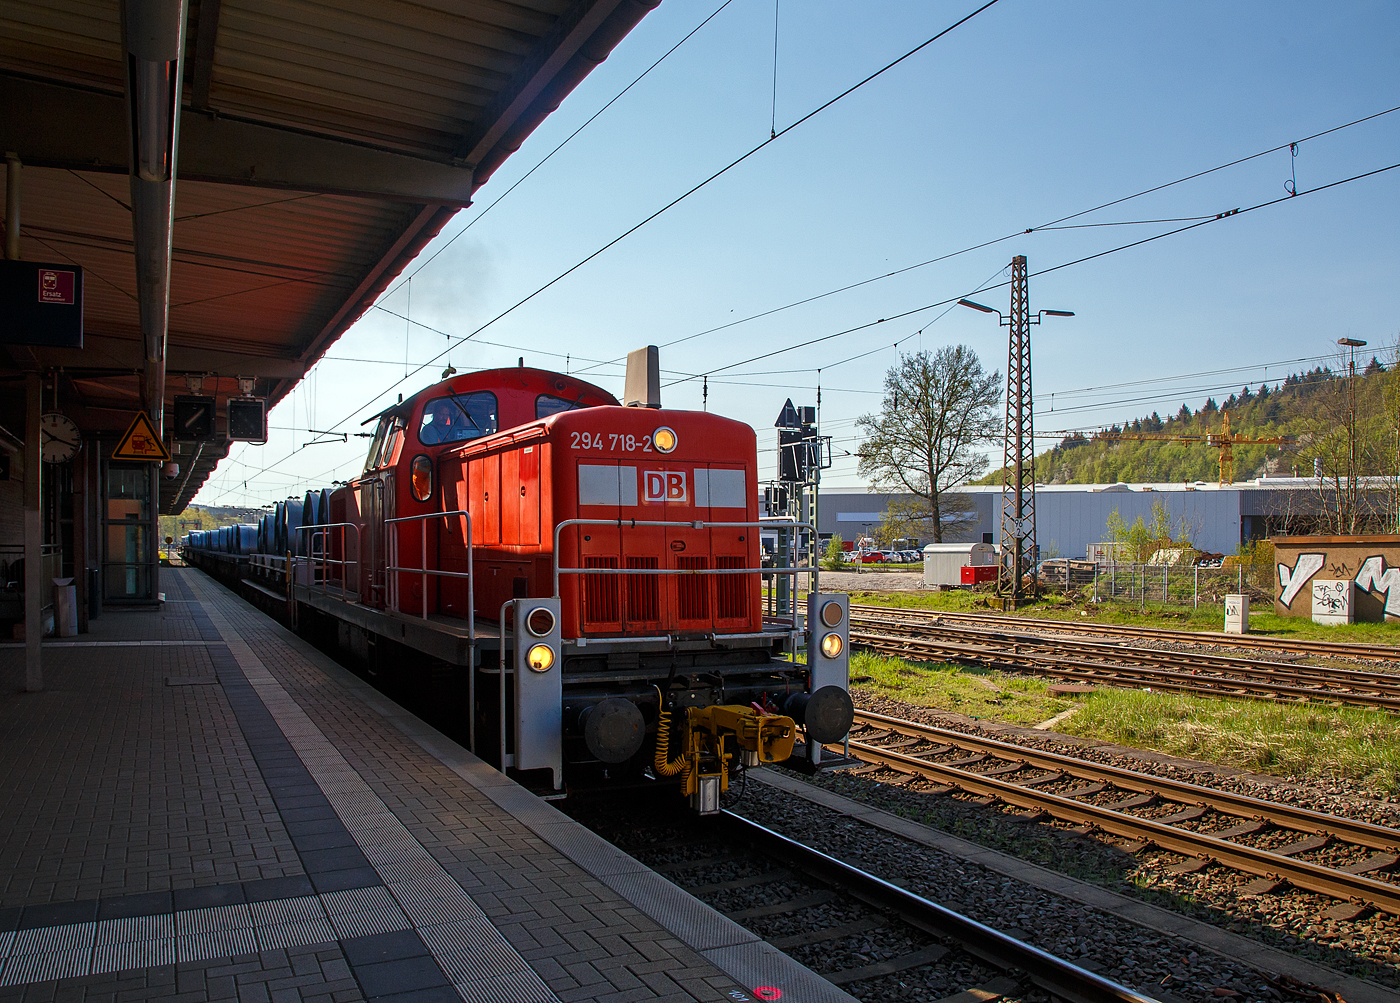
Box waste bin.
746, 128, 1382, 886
54, 577, 78, 637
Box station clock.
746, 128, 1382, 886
40, 412, 80, 463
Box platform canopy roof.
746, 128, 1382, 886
1, 0, 656, 512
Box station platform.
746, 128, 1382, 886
0, 568, 853, 1003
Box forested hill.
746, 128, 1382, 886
976, 361, 1392, 485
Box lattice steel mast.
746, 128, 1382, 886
1000, 256, 1035, 608
958, 261, 1072, 610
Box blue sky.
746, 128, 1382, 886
198, 0, 1400, 506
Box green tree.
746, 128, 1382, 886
856, 346, 1001, 543
822, 534, 846, 570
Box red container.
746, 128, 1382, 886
961, 565, 997, 584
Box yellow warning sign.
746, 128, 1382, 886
112, 411, 170, 462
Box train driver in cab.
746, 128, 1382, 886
419, 400, 458, 444
418, 394, 497, 445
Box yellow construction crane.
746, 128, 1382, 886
1096, 411, 1298, 486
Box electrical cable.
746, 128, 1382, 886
204, 1, 1004, 498
376, 0, 740, 305
664, 159, 1400, 387
572, 102, 1400, 378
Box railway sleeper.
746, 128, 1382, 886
1156, 804, 1209, 824
1062, 782, 1108, 797
930, 976, 1025, 1003
649, 851, 747, 874
1211, 818, 1270, 839
1107, 792, 1157, 810
824, 943, 951, 986
1165, 857, 1210, 875
767, 915, 887, 950
1340, 851, 1400, 875
975, 762, 1028, 778
688, 868, 792, 894
725, 889, 836, 921
1274, 834, 1332, 857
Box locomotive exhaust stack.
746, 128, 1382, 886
624, 345, 661, 408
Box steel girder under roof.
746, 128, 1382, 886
1, 0, 657, 512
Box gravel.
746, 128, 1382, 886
563, 797, 1047, 1002
729, 783, 1293, 1003
787, 691, 1400, 990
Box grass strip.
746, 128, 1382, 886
852, 647, 1400, 795
1063, 688, 1400, 795
849, 650, 1075, 728
847, 589, 1400, 644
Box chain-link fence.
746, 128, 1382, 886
1084, 561, 1273, 607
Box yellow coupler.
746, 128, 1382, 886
654, 703, 797, 796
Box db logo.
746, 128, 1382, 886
643, 470, 687, 503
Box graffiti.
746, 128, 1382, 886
1328, 561, 1353, 578
1312, 579, 1353, 623
1315, 585, 1347, 613
1277, 553, 1325, 608
1354, 556, 1400, 618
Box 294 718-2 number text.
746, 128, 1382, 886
570, 431, 653, 452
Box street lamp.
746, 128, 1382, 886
957, 299, 1076, 323
1338, 338, 1367, 534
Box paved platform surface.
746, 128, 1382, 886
0, 569, 852, 1003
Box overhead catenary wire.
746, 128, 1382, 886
203, 1, 1005, 499
572, 102, 1400, 379
664, 159, 1400, 388
375, 0, 740, 305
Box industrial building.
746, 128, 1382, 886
810, 478, 1393, 559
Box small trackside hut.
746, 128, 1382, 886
185, 349, 853, 811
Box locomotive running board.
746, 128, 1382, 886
294, 585, 475, 666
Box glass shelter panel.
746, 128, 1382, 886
104, 465, 152, 600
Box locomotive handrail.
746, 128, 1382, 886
551, 519, 819, 632
293, 522, 361, 602
385, 509, 474, 641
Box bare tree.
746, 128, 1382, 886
856, 347, 1001, 542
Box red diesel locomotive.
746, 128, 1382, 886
188, 353, 853, 809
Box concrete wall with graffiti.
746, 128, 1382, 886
1273, 535, 1400, 620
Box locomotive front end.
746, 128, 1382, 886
536, 405, 853, 809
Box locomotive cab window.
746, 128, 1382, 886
364, 416, 404, 471
536, 393, 586, 419
419, 393, 498, 445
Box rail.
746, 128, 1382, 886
292, 522, 361, 602
849, 616, 1400, 712
385, 510, 474, 642
719, 813, 1162, 1003
836, 713, 1400, 915
552, 517, 818, 631
850, 602, 1400, 663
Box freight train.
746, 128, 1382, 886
184, 349, 853, 811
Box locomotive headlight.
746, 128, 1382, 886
526, 644, 556, 672
652, 426, 677, 453
410, 454, 434, 501
526, 607, 556, 637
820, 600, 844, 627
820, 632, 844, 659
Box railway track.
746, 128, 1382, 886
588, 798, 1163, 1003
849, 611, 1400, 713
831, 709, 1400, 917
851, 603, 1400, 664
